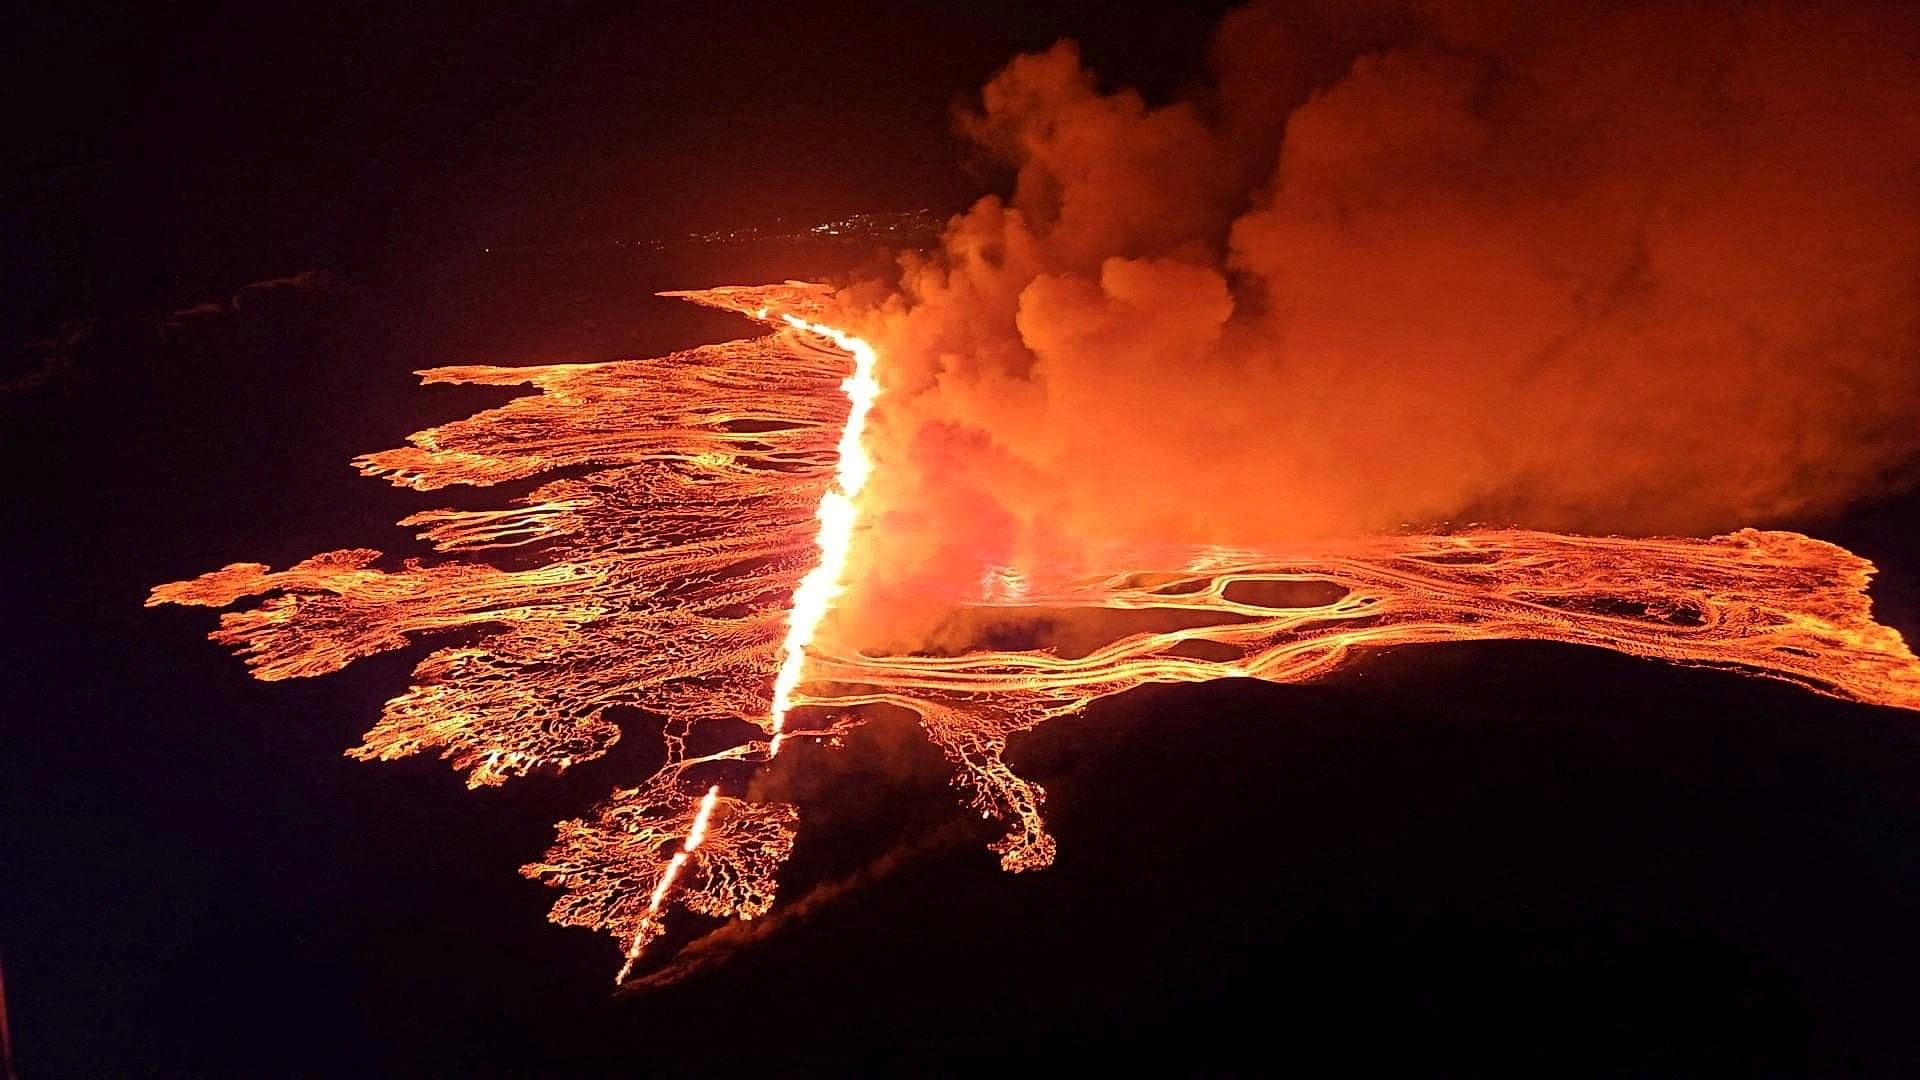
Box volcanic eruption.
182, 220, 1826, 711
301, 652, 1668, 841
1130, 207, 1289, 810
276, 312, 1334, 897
151, 0, 1920, 980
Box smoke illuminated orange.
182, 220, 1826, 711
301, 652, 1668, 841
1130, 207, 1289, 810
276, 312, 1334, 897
150, 282, 1920, 979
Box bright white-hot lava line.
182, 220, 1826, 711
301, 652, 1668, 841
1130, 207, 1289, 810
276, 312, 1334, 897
601, 312, 873, 972
618, 783, 721, 983
766, 314, 880, 756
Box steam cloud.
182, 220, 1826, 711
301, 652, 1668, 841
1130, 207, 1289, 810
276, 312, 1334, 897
827, 0, 1920, 647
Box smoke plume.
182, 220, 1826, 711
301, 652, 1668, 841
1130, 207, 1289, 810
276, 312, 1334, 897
826, 0, 1920, 646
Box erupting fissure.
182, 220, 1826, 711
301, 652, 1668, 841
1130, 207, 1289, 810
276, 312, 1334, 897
767, 313, 880, 757
621, 784, 720, 983
150, 282, 1920, 981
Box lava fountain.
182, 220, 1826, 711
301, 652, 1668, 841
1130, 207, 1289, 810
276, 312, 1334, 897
150, 281, 1920, 980
766, 312, 880, 758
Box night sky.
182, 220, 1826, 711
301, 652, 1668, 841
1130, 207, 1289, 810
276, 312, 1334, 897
7, 2, 1920, 1076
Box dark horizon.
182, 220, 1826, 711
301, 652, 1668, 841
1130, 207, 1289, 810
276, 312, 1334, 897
7, 2, 1920, 1076
4, 1, 1234, 336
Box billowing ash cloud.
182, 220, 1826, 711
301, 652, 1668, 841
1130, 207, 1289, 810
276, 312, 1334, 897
829, 0, 1920, 646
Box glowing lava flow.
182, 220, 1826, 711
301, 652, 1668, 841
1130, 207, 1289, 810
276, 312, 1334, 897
149, 281, 1920, 981
796, 529, 1920, 870
767, 314, 880, 756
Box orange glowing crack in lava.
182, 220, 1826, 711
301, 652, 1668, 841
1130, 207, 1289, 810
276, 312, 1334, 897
150, 282, 1920, 980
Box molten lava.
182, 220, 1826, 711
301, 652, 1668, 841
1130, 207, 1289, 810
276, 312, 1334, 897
150, 282, 1920, 980
768, 313, 880, 756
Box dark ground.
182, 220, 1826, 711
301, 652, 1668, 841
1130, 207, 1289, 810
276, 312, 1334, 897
5, 1, 1920, 1074
3, 240, 1918, 1077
